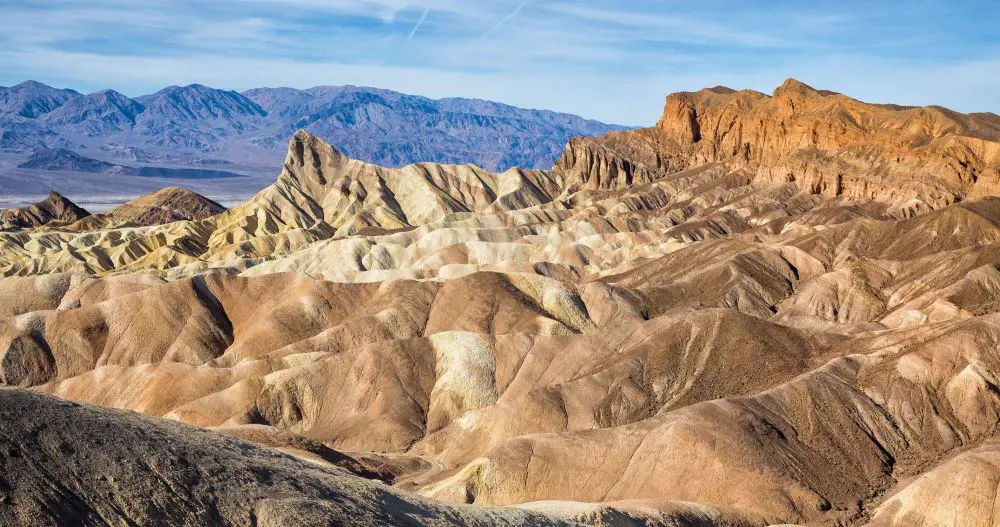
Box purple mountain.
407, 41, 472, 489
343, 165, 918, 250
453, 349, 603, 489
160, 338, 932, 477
1, 80, 629, 172
0, 81, 81, 118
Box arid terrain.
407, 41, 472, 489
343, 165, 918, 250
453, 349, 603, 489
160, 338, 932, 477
3, 79, 1000, 526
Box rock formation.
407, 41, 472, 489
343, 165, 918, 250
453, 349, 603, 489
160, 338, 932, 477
0, 191, 90, 230
68, 186, 226, 229
3, 79, 1000, 526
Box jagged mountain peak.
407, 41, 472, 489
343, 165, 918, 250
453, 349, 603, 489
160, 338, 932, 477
285, 129, 347, 174
1, 81, 626, 172
241, 85, 629, 170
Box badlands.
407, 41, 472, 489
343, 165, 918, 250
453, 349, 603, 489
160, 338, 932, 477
2, 78, 1000, 526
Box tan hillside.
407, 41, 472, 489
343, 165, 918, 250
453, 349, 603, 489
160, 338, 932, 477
3, 80, 1000, 526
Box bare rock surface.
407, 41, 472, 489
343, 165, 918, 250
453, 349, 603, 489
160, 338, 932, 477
3, 80, 1000, 526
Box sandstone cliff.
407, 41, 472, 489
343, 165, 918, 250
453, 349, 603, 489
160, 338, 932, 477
566, 78, 1000, 212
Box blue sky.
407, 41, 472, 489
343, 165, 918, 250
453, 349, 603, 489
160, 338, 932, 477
0, 0, 998, 125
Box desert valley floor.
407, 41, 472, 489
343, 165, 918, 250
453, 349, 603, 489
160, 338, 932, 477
2, 79, 1000, 526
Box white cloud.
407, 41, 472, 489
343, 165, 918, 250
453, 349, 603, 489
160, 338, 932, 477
1, 0, 998, 124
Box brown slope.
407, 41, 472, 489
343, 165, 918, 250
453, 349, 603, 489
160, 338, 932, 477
68, 186, 226, 230
0, 388, 568, 527
0, 191, 90, 230
866, 439, 1000, 526
427, 309, 1000, 524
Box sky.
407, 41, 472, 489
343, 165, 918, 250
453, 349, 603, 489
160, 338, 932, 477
0, 0, 998, 125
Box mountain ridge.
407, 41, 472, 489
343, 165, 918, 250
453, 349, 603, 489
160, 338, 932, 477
1, 80, 629, 172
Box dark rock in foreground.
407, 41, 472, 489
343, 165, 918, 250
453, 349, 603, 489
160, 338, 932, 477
0, 389, 565, 527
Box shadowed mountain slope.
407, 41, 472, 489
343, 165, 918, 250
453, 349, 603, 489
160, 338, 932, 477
0, 191, 90, 230
0, 388, 571, 526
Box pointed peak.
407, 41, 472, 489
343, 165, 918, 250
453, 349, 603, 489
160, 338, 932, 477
285, 130, 346, 174
39, 191, 88, 216
702, 85, 737, 95
773, 78, 821, 98
292, 128, 318, 142
290, 129, 343, 154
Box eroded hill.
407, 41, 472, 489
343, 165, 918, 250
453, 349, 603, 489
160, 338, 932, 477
3, 79, 1000, 526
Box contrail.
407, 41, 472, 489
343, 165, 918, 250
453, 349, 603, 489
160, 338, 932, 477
407, 8, 431, 40
481, 0, 529, 39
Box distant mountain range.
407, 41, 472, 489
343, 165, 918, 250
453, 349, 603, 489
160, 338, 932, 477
0, 80, 629, 171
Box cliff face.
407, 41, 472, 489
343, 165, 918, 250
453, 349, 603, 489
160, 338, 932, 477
572, 78, 1000, 211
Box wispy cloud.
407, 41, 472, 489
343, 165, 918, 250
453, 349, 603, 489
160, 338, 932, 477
0, 0, 998, 124
407, 8, 430, 40
481, 0, 528, 40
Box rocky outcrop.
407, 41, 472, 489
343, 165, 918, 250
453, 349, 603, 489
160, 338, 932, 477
552, 131, 680, 192
0, 191, 90, 230
583, 78, 1000, 210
